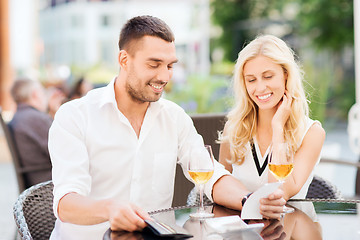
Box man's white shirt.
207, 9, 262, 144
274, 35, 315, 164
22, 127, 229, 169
48, 79, 229, 240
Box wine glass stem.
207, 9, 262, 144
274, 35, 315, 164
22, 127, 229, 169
199, 184, 205, 211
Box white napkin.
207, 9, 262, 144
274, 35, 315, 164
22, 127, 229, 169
205, 216, 264, 238
241, 182, 282, 219
205, 216, 247, 233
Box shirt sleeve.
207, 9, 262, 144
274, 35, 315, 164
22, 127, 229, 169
48, 103, 92, 219
176, 111, 230, 202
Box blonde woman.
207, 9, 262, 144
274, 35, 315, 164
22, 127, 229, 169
219, 35, 325, 218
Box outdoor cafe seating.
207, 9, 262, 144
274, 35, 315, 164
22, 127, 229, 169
9, 112, 360, 239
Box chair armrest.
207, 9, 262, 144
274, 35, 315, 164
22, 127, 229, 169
320, 158, 360, 169
16, 164, 52, 174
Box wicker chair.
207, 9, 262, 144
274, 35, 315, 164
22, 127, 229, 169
306, 175, 342, 199
13, 180, 56, 240
186, 187, 213, 206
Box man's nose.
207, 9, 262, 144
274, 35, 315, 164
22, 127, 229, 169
156, 66, 172, 82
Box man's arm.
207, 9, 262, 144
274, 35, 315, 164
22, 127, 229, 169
49, 103, 151, 232
58, 192, 150, 231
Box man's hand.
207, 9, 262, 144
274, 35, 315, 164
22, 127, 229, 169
108, 202, 151, 232
260, 219, 286, 240
259, 188, 286, 219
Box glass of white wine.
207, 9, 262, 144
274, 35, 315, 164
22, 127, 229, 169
188, 145, 215, 218
268, 142, 295, 214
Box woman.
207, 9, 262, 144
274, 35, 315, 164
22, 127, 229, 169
68, 77, 93, 100
219, 35, 325, 211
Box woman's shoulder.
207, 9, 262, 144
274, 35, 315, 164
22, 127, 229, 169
307, 120, 326, 138
302, 118, 326, 145
297, 117, 325, 148
306, 117, 325, 133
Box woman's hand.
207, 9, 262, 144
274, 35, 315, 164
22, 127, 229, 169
271, 91, 292, 143
259, 188, 286, 219
271, 91, 292, 129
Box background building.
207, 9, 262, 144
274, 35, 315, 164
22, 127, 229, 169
37, 0, 210, 82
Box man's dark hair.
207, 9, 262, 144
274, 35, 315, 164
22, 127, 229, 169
118, 15, 174, 54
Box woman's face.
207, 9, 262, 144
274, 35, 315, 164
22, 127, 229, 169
243, 55, 286, 111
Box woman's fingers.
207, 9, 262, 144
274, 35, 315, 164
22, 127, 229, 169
284, 90, 293, 108
259, 190, 286, 219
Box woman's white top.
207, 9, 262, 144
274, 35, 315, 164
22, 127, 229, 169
232, 118, 321, 199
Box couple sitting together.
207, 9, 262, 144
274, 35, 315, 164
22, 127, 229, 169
47, 15, 325, 240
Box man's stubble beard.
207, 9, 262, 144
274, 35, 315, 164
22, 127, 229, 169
125, 76, 162, 104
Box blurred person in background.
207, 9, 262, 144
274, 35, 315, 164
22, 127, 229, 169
68, 77, 93, 100
8, 78, 65, 187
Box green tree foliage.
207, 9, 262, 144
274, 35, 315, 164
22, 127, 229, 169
297, 0, 353, 51
296, 0, 355, 121
211, 0, 286, 61
211, 0, 251, 61
165, 74, 233, 113
211, 0, 355, 121
212, 0, 354, 59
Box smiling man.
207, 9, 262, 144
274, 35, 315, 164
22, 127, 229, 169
48, 15, 242, 240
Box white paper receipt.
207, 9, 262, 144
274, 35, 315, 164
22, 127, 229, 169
241, 182, 282, 219
205, 215, 248, 233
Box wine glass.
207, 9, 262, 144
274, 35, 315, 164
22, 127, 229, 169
187, 145, 215, 218
268, 142, 295, 214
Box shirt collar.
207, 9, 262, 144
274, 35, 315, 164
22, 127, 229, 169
98, 77, 117, 108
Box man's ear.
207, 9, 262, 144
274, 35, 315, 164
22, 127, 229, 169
118, 50, 128, 70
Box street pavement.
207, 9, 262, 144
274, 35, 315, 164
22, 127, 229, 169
0, 162, 17, 240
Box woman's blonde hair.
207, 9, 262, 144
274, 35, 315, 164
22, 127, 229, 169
221, 35, 309, 165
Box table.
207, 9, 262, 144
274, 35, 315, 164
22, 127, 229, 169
104, 199, 360, 240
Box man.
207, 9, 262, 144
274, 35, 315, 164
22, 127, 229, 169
9, 79, 64, 187
49, 15, 285, 240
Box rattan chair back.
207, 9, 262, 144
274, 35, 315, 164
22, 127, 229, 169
306, 175, 342, 199
186, 186, 212, 206
13, 180, 56, 240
